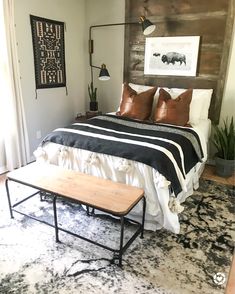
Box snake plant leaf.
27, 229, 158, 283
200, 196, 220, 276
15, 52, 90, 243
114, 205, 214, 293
212, 117, 235, 160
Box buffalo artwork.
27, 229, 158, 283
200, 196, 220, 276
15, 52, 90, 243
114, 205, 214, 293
153, 52, 186, 65
161, 52, 186, 65
145, 36, 200, 76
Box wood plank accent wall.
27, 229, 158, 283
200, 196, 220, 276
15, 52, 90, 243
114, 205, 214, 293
124, 0, 234, 123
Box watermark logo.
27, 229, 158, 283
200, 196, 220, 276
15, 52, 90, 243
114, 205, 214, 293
213, 272, 226, 285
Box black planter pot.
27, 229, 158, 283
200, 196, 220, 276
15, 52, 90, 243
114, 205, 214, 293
215, 157, 235, 177
90, 101, 98, 111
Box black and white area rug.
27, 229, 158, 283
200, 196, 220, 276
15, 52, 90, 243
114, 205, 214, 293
0, 179, 234, 294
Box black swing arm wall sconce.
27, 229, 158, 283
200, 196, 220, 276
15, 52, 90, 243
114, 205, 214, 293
89, 16, 156, 83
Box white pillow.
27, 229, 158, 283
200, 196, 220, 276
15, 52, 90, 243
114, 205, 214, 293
193, 89, 213, 119
128, 83, 156, 92
128, 83, 160, 98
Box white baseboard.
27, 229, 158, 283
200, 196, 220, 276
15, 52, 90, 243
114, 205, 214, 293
0, 156, 35, 174
0, 165, 7, 174
30, 155, 36, 163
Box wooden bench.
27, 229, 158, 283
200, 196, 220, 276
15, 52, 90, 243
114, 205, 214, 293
5, 162, 146, 266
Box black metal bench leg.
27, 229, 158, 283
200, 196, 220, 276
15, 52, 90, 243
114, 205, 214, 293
53, 195, 59, 242
86, 206, 95, 216
5, 179, 13, 219
141, 197, 146, 238
39, 191, 44, 201
119, 216, 125, 266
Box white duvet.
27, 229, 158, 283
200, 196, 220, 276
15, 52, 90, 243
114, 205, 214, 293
34, 119, 211, 234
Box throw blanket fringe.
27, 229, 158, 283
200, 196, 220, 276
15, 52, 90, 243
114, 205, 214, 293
84, 153, 100, 166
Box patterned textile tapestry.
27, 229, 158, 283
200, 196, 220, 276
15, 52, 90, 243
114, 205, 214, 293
30, 15, 66, 89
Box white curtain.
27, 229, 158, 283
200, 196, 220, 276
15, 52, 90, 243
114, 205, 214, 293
0, 0, 30, 172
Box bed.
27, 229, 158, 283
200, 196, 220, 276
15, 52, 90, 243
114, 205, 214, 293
34, 83, 213, 234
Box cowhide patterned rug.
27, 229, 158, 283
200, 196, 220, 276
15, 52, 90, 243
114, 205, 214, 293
0, 179, 234, 294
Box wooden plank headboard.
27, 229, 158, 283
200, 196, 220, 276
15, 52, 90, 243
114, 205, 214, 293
124, 0, 234, 123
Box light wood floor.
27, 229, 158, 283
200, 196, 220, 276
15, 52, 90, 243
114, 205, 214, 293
201, 164, 235, 186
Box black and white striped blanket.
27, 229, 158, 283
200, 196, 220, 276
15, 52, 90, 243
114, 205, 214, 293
41, 114, 203, 196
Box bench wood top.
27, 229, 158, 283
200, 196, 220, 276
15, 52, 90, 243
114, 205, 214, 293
7, 162, 144, 216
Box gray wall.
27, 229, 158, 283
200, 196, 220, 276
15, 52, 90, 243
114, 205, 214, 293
14, 0, 86, 159
85, 0, 125, 113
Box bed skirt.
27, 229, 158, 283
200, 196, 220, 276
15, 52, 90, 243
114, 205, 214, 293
34, 143, 205, 234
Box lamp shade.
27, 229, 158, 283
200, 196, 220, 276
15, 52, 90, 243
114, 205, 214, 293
98, 64, 110, 81
140, 16, 156, 36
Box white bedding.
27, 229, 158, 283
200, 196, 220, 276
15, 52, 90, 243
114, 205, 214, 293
34, 118, 211, 234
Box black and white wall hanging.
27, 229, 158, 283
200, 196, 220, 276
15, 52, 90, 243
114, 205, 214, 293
30, 15, 66, 91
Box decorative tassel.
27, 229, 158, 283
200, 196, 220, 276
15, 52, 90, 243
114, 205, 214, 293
90, 153, 100, 165
59, 147, 69, 161
33, 147, 47, 162
84, 153, 100, 166
154, 172, 170, 188
115, 159, 132, 172
169, 197, 184, 214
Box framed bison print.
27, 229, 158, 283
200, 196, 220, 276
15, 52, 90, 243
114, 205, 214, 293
144, 36, 200, 76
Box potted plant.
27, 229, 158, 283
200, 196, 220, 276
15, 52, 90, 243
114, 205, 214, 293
88, 82, 98, 111
212, 117, 235, 177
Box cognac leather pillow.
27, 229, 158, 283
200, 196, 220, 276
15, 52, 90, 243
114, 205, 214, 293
153, 88, 193, 126
117, 83, 157, 120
